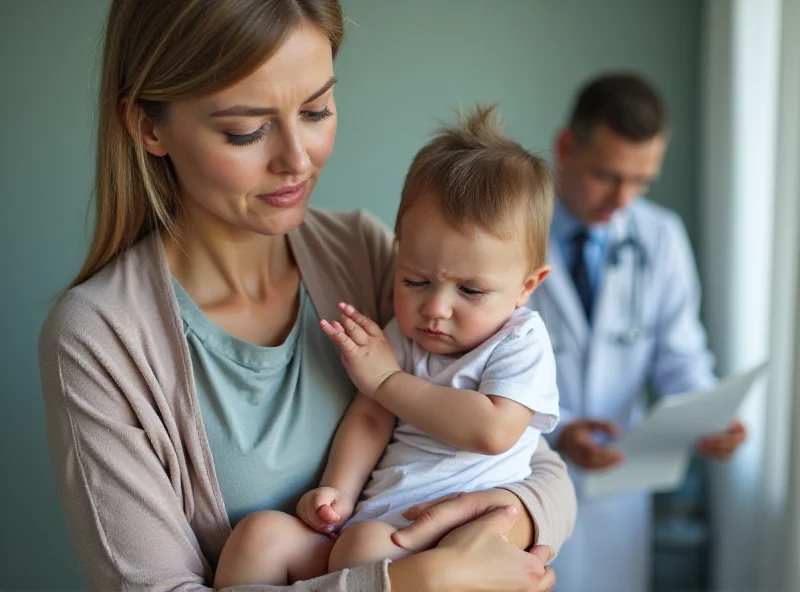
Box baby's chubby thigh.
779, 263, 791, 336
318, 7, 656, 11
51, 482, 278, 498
215, 510, 333, 587
329, 519, 411, 572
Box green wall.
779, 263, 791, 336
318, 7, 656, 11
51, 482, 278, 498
328, 0, 702, 231
0, 1, 701, 588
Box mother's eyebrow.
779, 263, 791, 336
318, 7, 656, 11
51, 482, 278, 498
209, 76, 338, 118
304, 75, 337, 103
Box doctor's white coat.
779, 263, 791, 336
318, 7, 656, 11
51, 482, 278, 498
528, 198, 716, 592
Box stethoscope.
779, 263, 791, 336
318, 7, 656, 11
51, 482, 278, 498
547, 215, 648, 351
607, 216, 648, 345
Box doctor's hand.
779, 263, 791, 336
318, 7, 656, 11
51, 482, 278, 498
697, 419, 747, 461
558, 420, 625, 470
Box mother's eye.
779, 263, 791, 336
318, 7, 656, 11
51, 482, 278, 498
225, 125, 268, 147
302, 107, 334, 123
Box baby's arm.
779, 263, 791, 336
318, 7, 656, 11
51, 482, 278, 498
322, 393, 396, 502
321, 304, 534, 456
298, 394, 395, 532
376, 374, 532, 455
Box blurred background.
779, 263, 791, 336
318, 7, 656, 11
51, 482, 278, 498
1, 0, 798, 590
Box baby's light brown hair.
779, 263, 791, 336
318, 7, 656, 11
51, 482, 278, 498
395, 105, 554, 272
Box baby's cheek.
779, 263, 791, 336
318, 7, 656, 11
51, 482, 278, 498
464, 313, 504, 346
393, 301, 416, 340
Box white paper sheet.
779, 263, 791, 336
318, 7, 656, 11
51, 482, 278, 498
582, 362, 768, 499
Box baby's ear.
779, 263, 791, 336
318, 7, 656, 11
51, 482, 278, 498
516, 264, 550, 307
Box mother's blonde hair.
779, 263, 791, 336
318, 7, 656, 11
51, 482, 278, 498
71, 0, 344, 288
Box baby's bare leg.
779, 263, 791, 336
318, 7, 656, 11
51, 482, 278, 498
328, 520, 411, 572
215, 510, 333, 588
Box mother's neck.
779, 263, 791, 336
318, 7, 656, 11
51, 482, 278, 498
162, 203, 295, 306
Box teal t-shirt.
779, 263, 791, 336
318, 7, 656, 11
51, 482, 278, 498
172, 280, 356, 526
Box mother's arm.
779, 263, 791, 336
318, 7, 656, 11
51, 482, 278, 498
393, 438, 577, 554
38, 294, 389, 592
40, 293, 557, 592
501, 437, 578, 550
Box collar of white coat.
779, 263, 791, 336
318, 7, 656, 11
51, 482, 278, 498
551, 199, 611, 246
542, 201, 638, 340
551, 198, 638, 262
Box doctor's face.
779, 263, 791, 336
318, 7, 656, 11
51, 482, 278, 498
393, 199, 547, 355
556, 124, 666, 224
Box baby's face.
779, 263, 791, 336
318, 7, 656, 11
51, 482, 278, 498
393, 200, 546, 355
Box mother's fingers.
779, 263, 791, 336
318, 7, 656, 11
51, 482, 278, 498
529, 546, 556, 591
432, 507, 552, 592
529, 545, 554, 565
393, 493, 481, 552
401, 493, 462, 521
538, 566, 557, 592
438, 506, 519, 543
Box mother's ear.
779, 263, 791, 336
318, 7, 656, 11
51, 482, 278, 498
119, 98, 168, 157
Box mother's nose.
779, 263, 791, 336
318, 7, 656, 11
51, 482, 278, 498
269, 121, 311, 176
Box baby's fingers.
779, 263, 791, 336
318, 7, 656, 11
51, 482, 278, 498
338, 303, 384, 337
298, 505, 331, 533
318, 504, 341, 525
301, 508, 336, 534
339, 315, 370, 346
320, 320, 358, 353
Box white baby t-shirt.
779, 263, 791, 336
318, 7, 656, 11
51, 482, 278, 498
347, 307, 559, 529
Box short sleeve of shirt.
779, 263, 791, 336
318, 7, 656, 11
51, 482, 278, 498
478, 312, 560, 433
383, 317, 412, 374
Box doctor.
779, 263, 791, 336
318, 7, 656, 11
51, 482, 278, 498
529, 73, 748, 592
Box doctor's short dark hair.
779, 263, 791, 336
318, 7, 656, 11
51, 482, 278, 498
568, 72, 669, 146
395, 104, 554, 271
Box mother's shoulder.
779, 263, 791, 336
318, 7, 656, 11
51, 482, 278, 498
292, 208, 396, 326
293, 207, 395, 268
300, 207, 393, 245
41, 234, 169, 348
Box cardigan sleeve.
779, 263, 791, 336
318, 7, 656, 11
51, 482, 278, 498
39, 292, 391, 592
355, 210, 396, 328
500, 437, 577, 554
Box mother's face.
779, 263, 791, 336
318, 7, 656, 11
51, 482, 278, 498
143, 23, 337, 237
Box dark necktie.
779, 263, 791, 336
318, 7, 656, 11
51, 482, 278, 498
571, 229, 593, 322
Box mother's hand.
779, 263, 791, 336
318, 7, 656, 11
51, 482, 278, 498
389, 506, 555, 592
391, 489, 556, 591
392, 488, 534, 551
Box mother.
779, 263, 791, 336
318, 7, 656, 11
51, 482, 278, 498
39, 1, 576, 590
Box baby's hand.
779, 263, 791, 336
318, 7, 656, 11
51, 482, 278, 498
297, 486, 354, 535
320, 303, 401, 397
